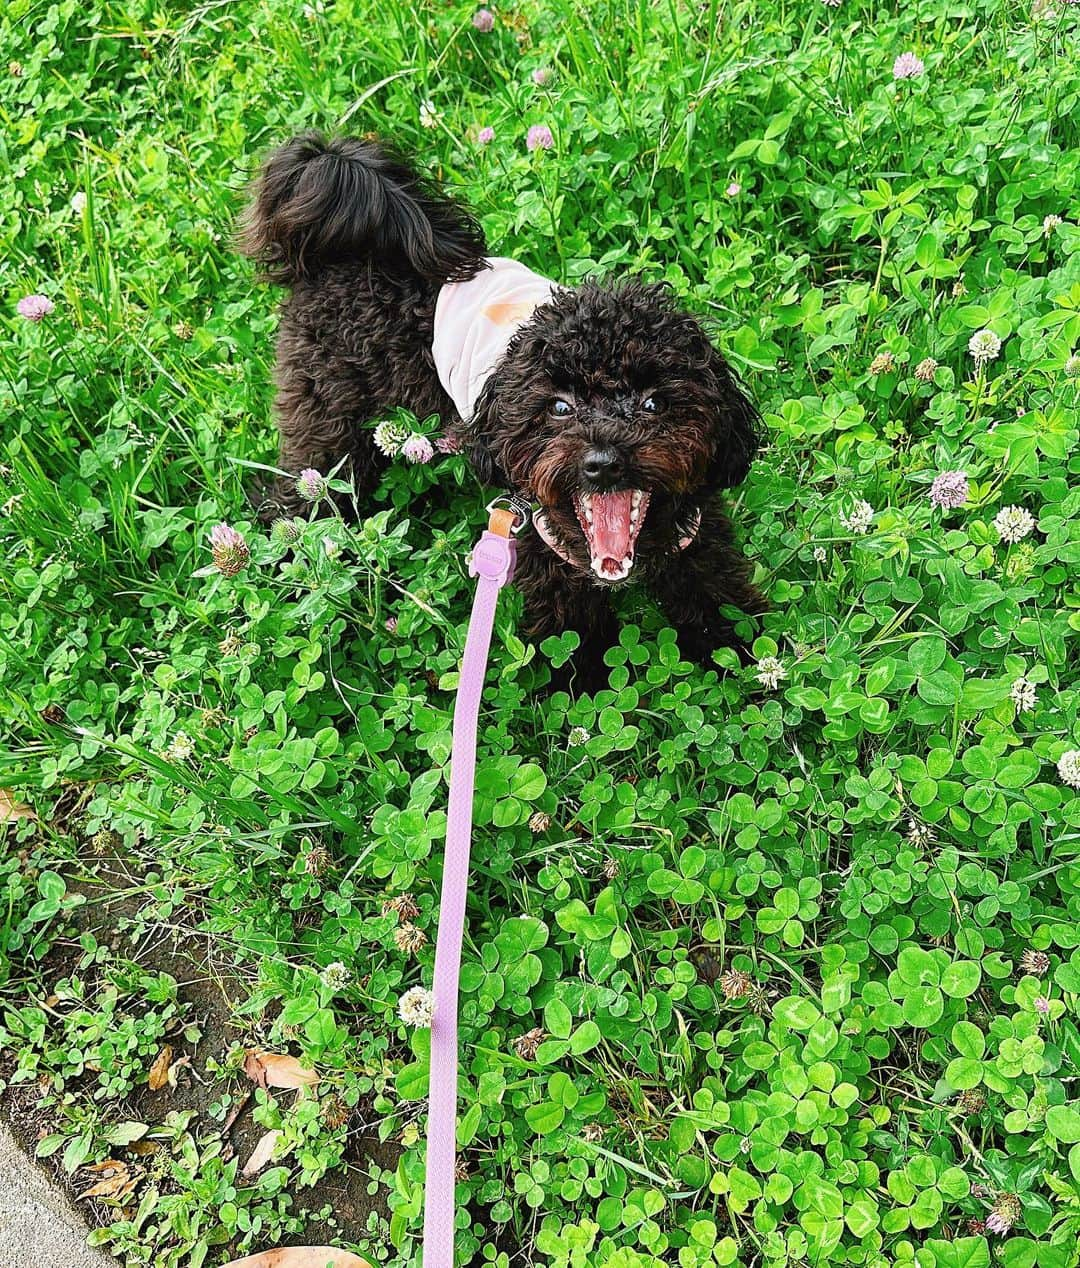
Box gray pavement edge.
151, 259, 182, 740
0, 1118, 118, 1265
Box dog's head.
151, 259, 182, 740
467, 279, 759, 582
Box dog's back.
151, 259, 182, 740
240, 134, 487, 518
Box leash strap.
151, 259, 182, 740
422, 502, 523, 1266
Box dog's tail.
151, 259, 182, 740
238, 132, 486, 285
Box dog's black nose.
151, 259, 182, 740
582, 447, 622, 483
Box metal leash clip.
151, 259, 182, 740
485, 494, 532, 533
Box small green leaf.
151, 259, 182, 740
902, 985, 944, 1028
396, 1061, 429, 1100
544, 998, 573, 1039
772, 996, 819, 1031
1046, 1105, 1080, 1143
941, 960, 981, 998
569, 1020, 601, 1055
525, 1101, 564, 1134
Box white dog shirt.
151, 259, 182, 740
432, 256, 561, 422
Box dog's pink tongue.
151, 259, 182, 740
588, 491, 634, 576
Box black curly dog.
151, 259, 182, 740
240, 133, 764, 689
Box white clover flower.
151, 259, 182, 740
1043, 214, 1063, 237
373, 419, 408, 457
167, 731, 195, 761
813, 545, 828, 562
321, 961, 350, 991
568, 726, 590, 746
839, 500, 874, 535
401, 434, 435, 464
71, 191, 87, 214
906, 818, 935, 848
968, 328, 1002, 367
892, 52, 925, 80
755, 656, 786, 690
322, 536, 341, 559
1057, 749, 1080, 790
398, 986, 435, 1027
994, 505, 1035, 544
296, 468, 327, 502
929, 470, 969, 510
419, 100, 440, 129
1064, 354, 1080, 379
1010, 678, 1037, 712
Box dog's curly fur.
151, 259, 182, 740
240, 132, 765, 688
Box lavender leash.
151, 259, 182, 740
422, 515, 520, 1267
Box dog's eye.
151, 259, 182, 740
641, 396, 659, 414
548, 398, 574, 419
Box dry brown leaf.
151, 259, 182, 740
243, 1050, 319, 1091
78, 1160, 138, 1202
242, 1129, 283, 1176
0, 790, 35, 822
166, 1053, 192, 1088
221, 1250, 373, 1268
221, 1089, 252, 1136
147, 1044, 174, 1091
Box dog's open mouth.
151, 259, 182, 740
573, 490, 651, 581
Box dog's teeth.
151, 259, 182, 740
631, 490, 642, 508
630, 508, 638, 523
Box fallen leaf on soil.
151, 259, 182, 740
148, 1044, 174, 1090
167, 1053, 192, 1087
243, 1050, 319, 1090
78, 1159, 138, 1202
221, 1251, 373, 1268
0, 789, 35, 822
221, 1089, 252, 1136
242, 1129, 283, 1175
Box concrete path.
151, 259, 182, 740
0, 1120, 117, 1265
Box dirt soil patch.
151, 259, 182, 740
0, 841, 398, 1260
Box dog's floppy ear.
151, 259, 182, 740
703, 346, 761, 490
463, 378, 509, 488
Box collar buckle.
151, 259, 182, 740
485, 494, 532, 534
